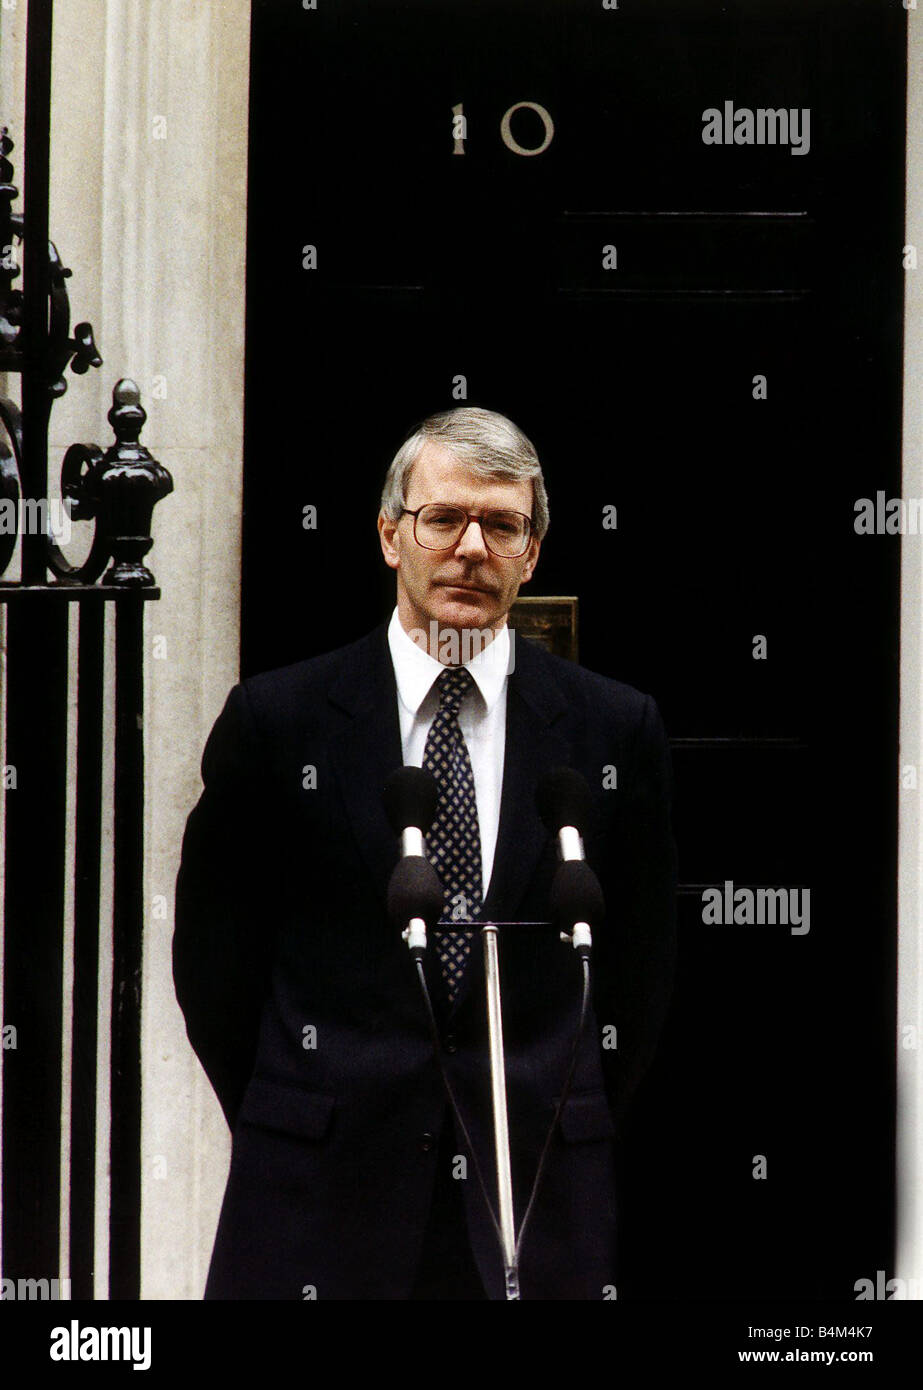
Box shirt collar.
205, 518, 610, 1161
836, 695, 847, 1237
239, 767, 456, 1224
387, 607, 510, 716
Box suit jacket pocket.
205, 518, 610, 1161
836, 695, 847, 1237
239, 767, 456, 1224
558, 1089, 615, 1143
238, 1077, 335, 1140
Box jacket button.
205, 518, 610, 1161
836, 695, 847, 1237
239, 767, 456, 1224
444, 1034, 457, 1054
419, 1132, 435, 1154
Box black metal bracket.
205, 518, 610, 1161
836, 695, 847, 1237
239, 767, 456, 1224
0, 125, 172, 585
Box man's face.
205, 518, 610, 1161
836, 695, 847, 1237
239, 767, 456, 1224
378, 441, 541, 645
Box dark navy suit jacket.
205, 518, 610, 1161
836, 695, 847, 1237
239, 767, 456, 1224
173, 623, 676, 1300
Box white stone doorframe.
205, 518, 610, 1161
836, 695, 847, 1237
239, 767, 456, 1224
0, 0, 250, 1300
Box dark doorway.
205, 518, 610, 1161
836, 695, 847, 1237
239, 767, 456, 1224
242, 0, 904, 1299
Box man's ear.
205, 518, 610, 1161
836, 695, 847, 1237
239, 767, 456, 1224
519, 535, 541, 585
378, 511, 400, 571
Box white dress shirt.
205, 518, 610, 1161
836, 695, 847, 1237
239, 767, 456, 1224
387, 607, 509, 900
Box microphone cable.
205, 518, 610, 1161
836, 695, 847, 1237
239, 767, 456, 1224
412, 943, 594, 1288
414, 956, 505, 1254
515, 952, 591, 1266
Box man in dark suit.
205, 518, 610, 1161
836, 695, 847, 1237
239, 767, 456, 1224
173, 405, 676, 1300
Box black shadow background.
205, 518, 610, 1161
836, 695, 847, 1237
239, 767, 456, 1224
241, 0, 904, 1299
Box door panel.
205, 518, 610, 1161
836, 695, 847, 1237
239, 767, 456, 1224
243, 0, 904, 1298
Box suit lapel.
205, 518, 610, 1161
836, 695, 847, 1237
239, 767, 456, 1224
327, 625, 405, 904
327, 625, 454, 1009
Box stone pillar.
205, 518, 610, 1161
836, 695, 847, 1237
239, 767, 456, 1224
26, 0, 248, 1298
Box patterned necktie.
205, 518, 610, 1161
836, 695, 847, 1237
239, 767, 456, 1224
423, 666, 482, 1003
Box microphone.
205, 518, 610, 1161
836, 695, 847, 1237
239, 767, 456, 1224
536, 767, 603, 958
536, 766, 594, 863
383, 765, 438, 857
382, 768, 443, 957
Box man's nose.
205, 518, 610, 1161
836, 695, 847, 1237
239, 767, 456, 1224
455, 518, 489, 557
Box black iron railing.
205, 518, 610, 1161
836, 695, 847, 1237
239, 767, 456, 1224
0, 0, 171, 1300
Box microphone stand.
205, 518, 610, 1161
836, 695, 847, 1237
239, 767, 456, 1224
388, 764, 603, 1303
480, 922, 520, 1301
409, 913, 592, 1302
478, 909, 592, 1302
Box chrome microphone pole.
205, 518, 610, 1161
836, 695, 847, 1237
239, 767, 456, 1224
480, 922, 520, 1301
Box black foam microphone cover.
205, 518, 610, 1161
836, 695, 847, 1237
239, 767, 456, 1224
549, 859, 606, 930
536, 766, 594, 836
387, 855, 445, 931
382, 766, 439, 836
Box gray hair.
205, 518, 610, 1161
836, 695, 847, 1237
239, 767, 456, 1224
380, 406, 549, 540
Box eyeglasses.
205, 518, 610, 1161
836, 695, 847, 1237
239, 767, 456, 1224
401, 504, 534, 558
